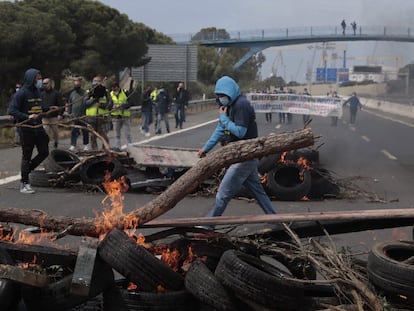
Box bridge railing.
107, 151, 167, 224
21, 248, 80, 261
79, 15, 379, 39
170, 25, 413, 43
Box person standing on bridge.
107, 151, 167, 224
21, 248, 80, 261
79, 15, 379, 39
343, 92, 362, 124
341, 19, 346, 35
351, 21, 357, 35
8, 68, 50, 194
197, 76, 276, 230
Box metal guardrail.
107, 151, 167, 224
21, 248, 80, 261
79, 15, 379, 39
0, 99, 216, 127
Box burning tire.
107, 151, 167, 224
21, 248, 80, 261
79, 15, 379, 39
257, 154, 280, 175
97, 228, 184, 292
22, 258, 114, 311
0, 247, 21, 311
43, 149, 80, 172
367, 241, 414, 304
266, 164, 311, 201
184, 260, 239, 311
215, 250, 321, 310
103, 280, 195, 311
80, 157, 125, 185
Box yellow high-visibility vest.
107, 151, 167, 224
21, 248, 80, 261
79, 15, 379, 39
85, 91, 110, 117
110, 90, 130, 117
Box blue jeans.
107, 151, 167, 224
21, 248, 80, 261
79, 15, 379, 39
207, 159, 276, 218
70, 119, 89, 146
141, 111, 152, 133
156, 112, 170, 133
112, 117, 132, 149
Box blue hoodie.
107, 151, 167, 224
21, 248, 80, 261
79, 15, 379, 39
8, 68, 48, 131
202, 76, 257, 152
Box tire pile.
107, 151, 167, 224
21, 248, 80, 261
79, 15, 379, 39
0, 229, 412, 310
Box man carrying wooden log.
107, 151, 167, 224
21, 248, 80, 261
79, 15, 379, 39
197, 76, 276, 230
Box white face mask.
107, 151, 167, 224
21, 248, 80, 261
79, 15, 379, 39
35, 80, 43, 89
218, 96, 230, 106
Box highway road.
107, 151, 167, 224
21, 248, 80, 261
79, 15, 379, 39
0, 104, 413, 254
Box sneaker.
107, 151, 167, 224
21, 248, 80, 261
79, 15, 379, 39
83, 144, 90, 151
20, 183, 35, 194
69, 145, 76, 151
145, 132, 151, 137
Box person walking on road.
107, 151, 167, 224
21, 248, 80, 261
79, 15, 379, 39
41, 78, 64, 149
343, 92, 362, 124
8, 68, 50, 194
173, 82, 189, 129
110, 83, 132, 150
197, 76, 276, 230
155, 87, 171, 134
140, 85, 153, 137
67, 77, 90, 152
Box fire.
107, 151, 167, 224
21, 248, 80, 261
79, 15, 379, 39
161, 248, 181, 272
94, 172, 140, 237
127, 282, 138, 291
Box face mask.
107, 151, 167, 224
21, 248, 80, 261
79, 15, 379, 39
218, 96, 230, 106
35, 80, 43, 89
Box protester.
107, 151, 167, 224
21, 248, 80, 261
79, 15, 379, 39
67, 78, 90, 152
155, 87, 171, 134
330, 91, 340, 126
9, 83, 22, 145
8, 68, 50, 194
140, 85, 153, 137
173, 82, 189, 129
341, 19, 346, 35
41, 78, 64, 148
84, 76, 112, 150
197, 76, 276, 230
343, 92, 362, 124
110, 83, 132, 150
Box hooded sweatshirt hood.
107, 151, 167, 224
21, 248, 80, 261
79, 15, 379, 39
214, 76, 241, 103
23, 68, 40, 89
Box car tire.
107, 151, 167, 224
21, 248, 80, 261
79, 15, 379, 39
80, 157, 124, 185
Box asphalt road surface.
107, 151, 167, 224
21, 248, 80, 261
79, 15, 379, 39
0, 104, 413, 254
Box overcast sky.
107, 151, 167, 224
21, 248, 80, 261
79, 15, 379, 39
99, 0, 414, 82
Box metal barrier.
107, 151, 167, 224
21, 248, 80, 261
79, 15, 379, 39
0, 99, 216, 127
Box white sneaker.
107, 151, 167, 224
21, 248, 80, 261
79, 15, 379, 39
140, 128, 145, 134
83, 145, 90, 151
69, 145, 76, 151
20, 183, 35, 194
145, 132, 151, 137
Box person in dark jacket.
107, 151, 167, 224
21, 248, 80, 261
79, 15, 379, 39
173, 82, 189, 129
343, 92, 362, 124
155, 87, 171, 134
8, 68, 50, 194
41, 78, 64, 148
140, 85, 153, 137
197, 76, 276, 230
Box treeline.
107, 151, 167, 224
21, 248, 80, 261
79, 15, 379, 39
0, 0, 172, 112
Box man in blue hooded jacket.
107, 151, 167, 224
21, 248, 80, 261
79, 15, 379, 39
197, 76, 276, 229
8, 68, 50, 194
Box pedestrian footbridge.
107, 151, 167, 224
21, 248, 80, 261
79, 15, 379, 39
171, 25, 414, 68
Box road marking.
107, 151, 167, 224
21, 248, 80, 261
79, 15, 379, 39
0, 174, 20, 185
381, 149, 397, 160
364, 109, 414, 128
361, 135, 370, 142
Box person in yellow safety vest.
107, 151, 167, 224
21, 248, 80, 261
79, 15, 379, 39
150, 87, 159, 131
110, 83, 132, 150
84, 76, 112, 150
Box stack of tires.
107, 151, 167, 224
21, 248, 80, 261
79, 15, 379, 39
367, 241, 414, 308
30, 149, 127, 189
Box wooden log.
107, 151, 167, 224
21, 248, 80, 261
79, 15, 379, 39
141, 208, 414, 227
0, 264, 51, 287
0, 129, 315, 236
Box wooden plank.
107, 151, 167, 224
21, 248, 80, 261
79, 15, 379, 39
0, 264, 51, 287
141, 208, 414, 228
70, 237, 99, 296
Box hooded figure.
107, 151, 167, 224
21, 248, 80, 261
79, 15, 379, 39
8, 68, 50, 194
197, 76, 276, 230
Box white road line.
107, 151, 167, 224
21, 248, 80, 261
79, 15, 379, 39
381, 149, 397, 160
361, 135, 370, 142
364, 109, 414, 128
0, 174, 20, 185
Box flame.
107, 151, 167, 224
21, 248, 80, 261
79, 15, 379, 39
182, 245, 207, 267
127, 282, 138, 291
94, 173, 139, 237
301, 196, 310, 201
157, 284, 165, 292
0, 226, 14, 242
161, 248, 181, 272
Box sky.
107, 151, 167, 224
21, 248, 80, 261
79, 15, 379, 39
100, 0, 414, 82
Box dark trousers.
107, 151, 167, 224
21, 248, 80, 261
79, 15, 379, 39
70, 119, 89, 146
174, 104, 185, 128
87, 117, 109, 150
20, 129, 49, 183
